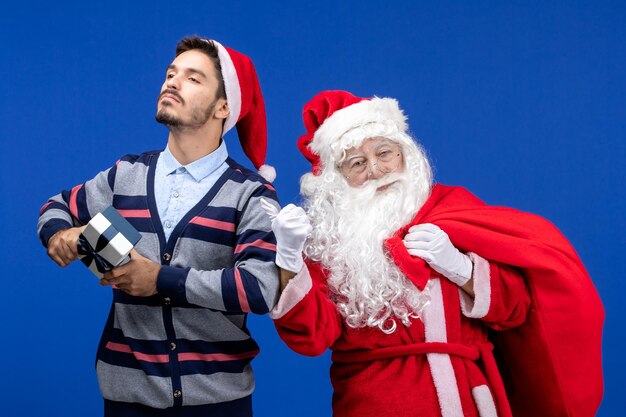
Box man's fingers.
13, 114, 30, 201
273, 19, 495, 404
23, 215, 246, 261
62, 240, 77, 262
116, 283, 132, 294
46, 227, 86, 268
129, 249, 144, 260
108, 276, 128, 288
103, 267, 127, 285
109, 263, 129, 278
55, 239, 72, 263
68, 238, 79, 258
51, 254, 68, 267
48, 246, 70, 267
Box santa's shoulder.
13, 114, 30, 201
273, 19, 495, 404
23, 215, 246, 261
426, 183, 486, 208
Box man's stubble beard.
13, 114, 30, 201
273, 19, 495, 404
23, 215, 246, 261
155, 98, 216, 132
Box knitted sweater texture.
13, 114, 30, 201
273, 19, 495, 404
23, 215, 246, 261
38, 150, 280, 409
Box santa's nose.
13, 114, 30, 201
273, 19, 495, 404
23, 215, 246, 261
367, 163, 385, 179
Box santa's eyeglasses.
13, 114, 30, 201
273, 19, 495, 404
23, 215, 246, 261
340, 145, 403, 185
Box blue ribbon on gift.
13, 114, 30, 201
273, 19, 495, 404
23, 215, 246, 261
77, 206, 141, 276
77, 225, 120, 274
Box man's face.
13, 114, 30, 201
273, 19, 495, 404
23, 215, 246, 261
339, 137, 405, 189
155, 49, 226, 130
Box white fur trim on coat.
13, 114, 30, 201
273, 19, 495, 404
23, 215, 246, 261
422, 278, 465, 417
472, 385, 498, 417
459, 252, 491, 319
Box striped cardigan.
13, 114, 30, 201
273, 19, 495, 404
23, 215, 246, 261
37, 150, 280, 411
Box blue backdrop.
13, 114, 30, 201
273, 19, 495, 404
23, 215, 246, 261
1, 1, 624, 416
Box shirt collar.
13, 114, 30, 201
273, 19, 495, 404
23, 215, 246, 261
161, 140, 229, 182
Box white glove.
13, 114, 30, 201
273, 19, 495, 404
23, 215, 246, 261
403, 223, 473, 286
260, 198, 312, 273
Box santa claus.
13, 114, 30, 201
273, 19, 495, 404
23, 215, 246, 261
263, 90, 603, 417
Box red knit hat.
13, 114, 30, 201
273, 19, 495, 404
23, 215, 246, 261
213, 40, 275, 181
297, 90, 408, 175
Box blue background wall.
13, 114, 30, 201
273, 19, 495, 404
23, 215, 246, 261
1, 1, 624, 415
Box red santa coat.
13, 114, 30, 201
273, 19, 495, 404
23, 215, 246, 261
272, 184, 604, 417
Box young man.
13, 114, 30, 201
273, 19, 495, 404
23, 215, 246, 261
266, 90, 604, 417
38, 36, 279, 416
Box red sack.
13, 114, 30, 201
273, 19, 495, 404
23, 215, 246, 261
387, 184, 604, 417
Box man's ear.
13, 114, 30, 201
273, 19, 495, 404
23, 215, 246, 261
214, 99, 230, 120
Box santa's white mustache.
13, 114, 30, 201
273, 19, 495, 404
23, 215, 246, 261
345, 172, 406, 199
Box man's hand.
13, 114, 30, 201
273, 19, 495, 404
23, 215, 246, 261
100, 249, 161, 297
403, 223, 473, 287
47, 226, 86, 267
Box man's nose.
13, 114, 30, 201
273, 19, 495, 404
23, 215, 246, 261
166, 75, 180, 89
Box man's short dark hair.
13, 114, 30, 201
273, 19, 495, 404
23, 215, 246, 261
175, 36, 227, 100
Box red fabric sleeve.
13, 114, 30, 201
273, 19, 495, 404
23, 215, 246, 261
481, 261, 531, 331
273, 261, 343, 357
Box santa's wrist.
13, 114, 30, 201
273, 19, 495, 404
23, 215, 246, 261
276, 251, 304, 274
444, 254, 473, 287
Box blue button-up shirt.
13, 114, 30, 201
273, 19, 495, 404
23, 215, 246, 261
154, 141, 229, 242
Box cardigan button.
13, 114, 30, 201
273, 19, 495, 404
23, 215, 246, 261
164, 297, 171, 306
170, 342, 177, 350
173, 389, 182, 398
163, 253, 171, 261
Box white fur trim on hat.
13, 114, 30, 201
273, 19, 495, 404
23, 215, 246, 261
213, 40, 241, 135
310, 97, 408, 156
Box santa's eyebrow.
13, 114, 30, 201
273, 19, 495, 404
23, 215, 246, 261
344, 153, 366, 161
342, 153, 365, 163
344, 141, 397, 160
372, 140, 397, 149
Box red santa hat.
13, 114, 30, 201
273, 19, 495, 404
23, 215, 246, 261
212, 40, 275, 182
297, 90, 409, 175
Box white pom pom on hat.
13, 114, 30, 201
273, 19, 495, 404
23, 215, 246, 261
258, 164, 276, 182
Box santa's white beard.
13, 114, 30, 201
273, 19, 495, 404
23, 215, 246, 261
303, 168, 432, 334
